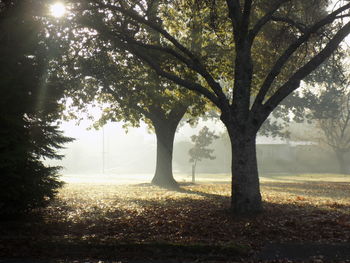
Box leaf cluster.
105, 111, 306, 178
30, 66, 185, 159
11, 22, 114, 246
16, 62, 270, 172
50, 4, 208, 130
189, 126, 219, 163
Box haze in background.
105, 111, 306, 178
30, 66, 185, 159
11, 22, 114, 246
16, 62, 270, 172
48, 116, 346, 184
46, 119, 230, 183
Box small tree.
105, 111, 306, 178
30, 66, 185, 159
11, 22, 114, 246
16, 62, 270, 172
189, 126, 219, 183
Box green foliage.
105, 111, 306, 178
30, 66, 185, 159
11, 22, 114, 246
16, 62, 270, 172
0, 0, 73, 217
189, 126, 219, 164
52, 3, 207, 130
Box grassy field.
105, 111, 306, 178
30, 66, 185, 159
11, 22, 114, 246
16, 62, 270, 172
1, 173, 350, 262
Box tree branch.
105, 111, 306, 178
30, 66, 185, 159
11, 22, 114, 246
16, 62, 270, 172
92, 1, 227, 105
225, 0, 242, 42
96, 2, 196, 63
248, 0, 291, 43
124, 36, 226, 103
252, 3, 350, 113
126, 43, 221, 109
262, 20, 350, 119
270, 16, 307, 33
241, 0, 253, 39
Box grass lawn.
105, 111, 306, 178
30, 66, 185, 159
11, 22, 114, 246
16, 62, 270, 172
0, 173, 349, 262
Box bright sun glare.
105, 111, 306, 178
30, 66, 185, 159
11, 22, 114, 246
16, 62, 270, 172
50, 2, 66, 18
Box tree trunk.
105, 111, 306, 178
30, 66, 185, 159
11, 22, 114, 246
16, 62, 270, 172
151, 120, 179, 189
192, 161, 196, 183
335, 150, 349, 174
226, 125, 263, 214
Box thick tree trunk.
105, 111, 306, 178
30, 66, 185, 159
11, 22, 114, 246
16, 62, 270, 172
225, 124, 263, 214
335, 150, 349, 174
151, 120, 179, 189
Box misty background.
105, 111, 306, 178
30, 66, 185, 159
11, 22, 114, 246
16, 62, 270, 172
46, 118, 347, 182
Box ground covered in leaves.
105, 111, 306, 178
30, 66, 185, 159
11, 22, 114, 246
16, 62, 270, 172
1, 174, 350, 262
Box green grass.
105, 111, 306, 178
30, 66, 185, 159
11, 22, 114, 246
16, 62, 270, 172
261, 173, 350, 182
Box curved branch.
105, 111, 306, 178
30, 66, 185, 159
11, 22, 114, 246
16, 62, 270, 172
124, 37, 226, 102
270, 16, 307, 33
252, 3, 350, 112
126, 44, 221, 109
93, 1, 227, 105
96, 2, 197, 63
75, 16, 222, 109
248, 0, 291, 42
262, 20, 350, 119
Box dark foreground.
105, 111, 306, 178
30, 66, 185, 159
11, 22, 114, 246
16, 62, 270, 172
1, 175, 350, 262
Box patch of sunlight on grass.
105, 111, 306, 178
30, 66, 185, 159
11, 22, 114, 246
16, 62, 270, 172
261, 173, 350, 183
60, 173, 231, 185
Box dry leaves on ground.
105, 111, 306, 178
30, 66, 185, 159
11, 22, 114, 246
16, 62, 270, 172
0, 176, 349, 262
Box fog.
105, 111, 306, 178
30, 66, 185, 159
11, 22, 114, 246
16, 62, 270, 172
46, 119, 230, 184
47, 116, 349, 185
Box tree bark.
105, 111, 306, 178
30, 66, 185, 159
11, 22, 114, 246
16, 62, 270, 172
223, 118, 263, 214
151, 119, 179, 189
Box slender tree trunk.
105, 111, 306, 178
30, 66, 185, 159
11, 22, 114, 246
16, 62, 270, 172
224, 120, 263, 214
192, 161, 197, 183
151, 120, 179, 189
335, 150, 349, 174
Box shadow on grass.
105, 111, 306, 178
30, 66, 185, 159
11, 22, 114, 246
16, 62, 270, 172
0, 226, 247, 262
1, 182, 350, 262
132, 182, 230, 204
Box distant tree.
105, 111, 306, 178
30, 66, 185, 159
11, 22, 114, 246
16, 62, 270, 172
189, 126, 219, 183
316, 90, 350, 174
279, 47, 350, 174
0, 0, 73, 217
298, 57, 350, 174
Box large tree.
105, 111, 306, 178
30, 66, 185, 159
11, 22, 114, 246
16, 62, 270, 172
68, 0, 350, 214
49, 2, 206, 189
58, 48, 203, 189
0, 0, 73, 216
